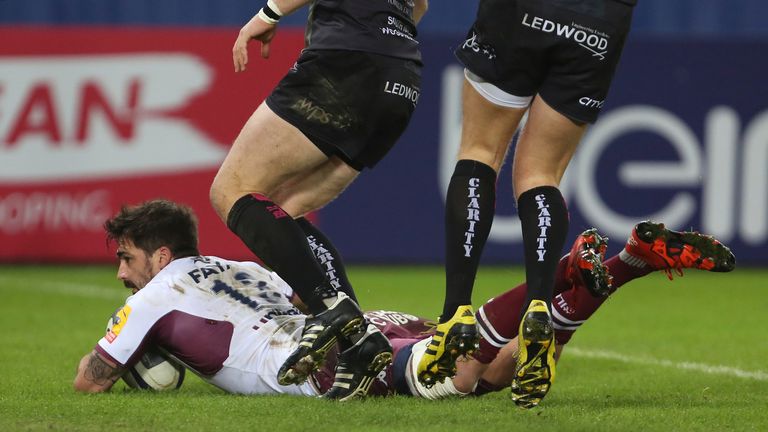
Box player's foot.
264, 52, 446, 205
416, 305, 479, 388
277, 292, 365, 386
566, 228, 613, 297
323, 324, 393, 401
511, 299, 556, 409
624, 221, 736, 279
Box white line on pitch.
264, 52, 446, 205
0, 275, 126, 301
567, 347, 768, 382
3, 274, 767, 383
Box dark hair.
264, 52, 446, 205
104, 199, 200, 258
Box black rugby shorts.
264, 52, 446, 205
267, 49, 422, 170
455, 0, 634, 123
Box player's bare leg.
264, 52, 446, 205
508, 96, 586, 408
261, 148, 397, 398
210, 102, 331, 219
271, 156, 359, 218
422, 78, 527, 388
511, 96, 585, 197
211, 104, 384, 392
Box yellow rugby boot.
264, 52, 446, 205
511, 299, 556, 409
416, 305, 479, 388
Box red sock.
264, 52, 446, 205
607, 252, 653, 287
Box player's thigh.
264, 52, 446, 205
537, 0, 634, 124
511, 95, 586, 197
459, 78, 527, 172
211, 103, 328, 218
267, 50, 421, 171
272, 156, 359, 218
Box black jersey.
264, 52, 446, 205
552, 0, 637, 11
304, 0, 421, 63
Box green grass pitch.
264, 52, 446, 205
1, 265, 766, 431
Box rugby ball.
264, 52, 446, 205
122, 350, 185, 391
105, 311, 185, 390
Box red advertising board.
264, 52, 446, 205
0, 28, 306, 262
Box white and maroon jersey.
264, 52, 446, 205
95, 256, 317, 396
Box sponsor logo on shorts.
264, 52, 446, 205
461, 31, 497, 60
290, 98, 353, 130
521, 13, 609, 60
106, 305, 132, 343
383, 81, 420, 105
579, 97, 605, 109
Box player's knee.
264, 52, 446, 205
513, 175, 560, 199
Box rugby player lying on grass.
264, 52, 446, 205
74, 200, 735, 404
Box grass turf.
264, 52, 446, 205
0, 265, 766, 431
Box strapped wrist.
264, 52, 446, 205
258, 0, 283, 24
257, 8, 280, 25
256, 0, 283, 25
266, 0, 283, 17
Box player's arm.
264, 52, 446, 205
413, 0, 428, 25
466, 339, 564, 392
233, 0, 313, 69
73, 350, 125, 393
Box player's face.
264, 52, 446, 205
115, 239, 163, 294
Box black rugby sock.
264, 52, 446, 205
442, 160, 497, 323
296, 217, 358, 304
227, 194, 335, 315
517, 186, 569, 319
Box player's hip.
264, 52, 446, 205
266, 50, 422, 169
